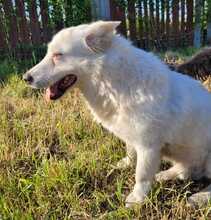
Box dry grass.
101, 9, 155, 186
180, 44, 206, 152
1, 54, 211, 219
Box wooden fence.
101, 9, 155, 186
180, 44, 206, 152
0, 0, 92, 61
110, 0, 211, 50
0, 0, 211, 62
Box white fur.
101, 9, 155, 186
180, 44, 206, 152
25, 21, 211, 207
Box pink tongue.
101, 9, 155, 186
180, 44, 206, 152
45, 86, 58, 102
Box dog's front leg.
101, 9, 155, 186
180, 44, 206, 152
125, 146, 160, 207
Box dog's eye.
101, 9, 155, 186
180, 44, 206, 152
52, 53, 63, 64
53, 53, 63, 59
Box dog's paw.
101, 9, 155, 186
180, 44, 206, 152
155, 169, 189, 182
155, 171, 169, 182
125, 182, 150, 208
125, 190, 145, 208
116, 156, 132, 169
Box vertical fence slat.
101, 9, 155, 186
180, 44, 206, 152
40, 0, 52, 42
28, 0, 41, 45
172, 0, 179, 47
127, 0, 137, 44
194, 0, 203, 48
207, 0, 211, 43
161, 0, 165, 35
202, 0, 206, 45
149, 0, 155, 42
166, 0, 170, 47
143, 0, 149, 48
187, 0, 194, 45
15, 0, 30, 44
2, 0, 19, 48
0, 6, 7, 50
181, 0, 186, 34
155, 0, 160, 35
138, 0, 144, 47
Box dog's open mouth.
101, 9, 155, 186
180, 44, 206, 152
45, 74, 77, 101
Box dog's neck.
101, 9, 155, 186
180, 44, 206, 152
78, 36, 169, 125
79, 69, 120, 125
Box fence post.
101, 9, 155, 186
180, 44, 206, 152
194, 0, 202, 48
187, 0, 194, 46
207, 1, 211, 44
91, 0, 111, 20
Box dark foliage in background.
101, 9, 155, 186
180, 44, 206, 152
0, 0, 92, 69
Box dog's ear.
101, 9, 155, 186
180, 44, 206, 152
84, 21, 121, 53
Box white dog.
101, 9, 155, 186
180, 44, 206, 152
23, 21, 211, 207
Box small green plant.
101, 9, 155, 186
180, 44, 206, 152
0, 60, 18, 81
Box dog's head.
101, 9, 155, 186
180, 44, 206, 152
23, 21, 120, 101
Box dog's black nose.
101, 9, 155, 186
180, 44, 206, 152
23, 73, 34, 84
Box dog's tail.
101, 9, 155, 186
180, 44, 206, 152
169, 47, 211, 82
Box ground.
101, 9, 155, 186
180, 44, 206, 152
0, 49, 211, 219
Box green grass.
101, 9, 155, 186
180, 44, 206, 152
0, 50, 211, 219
